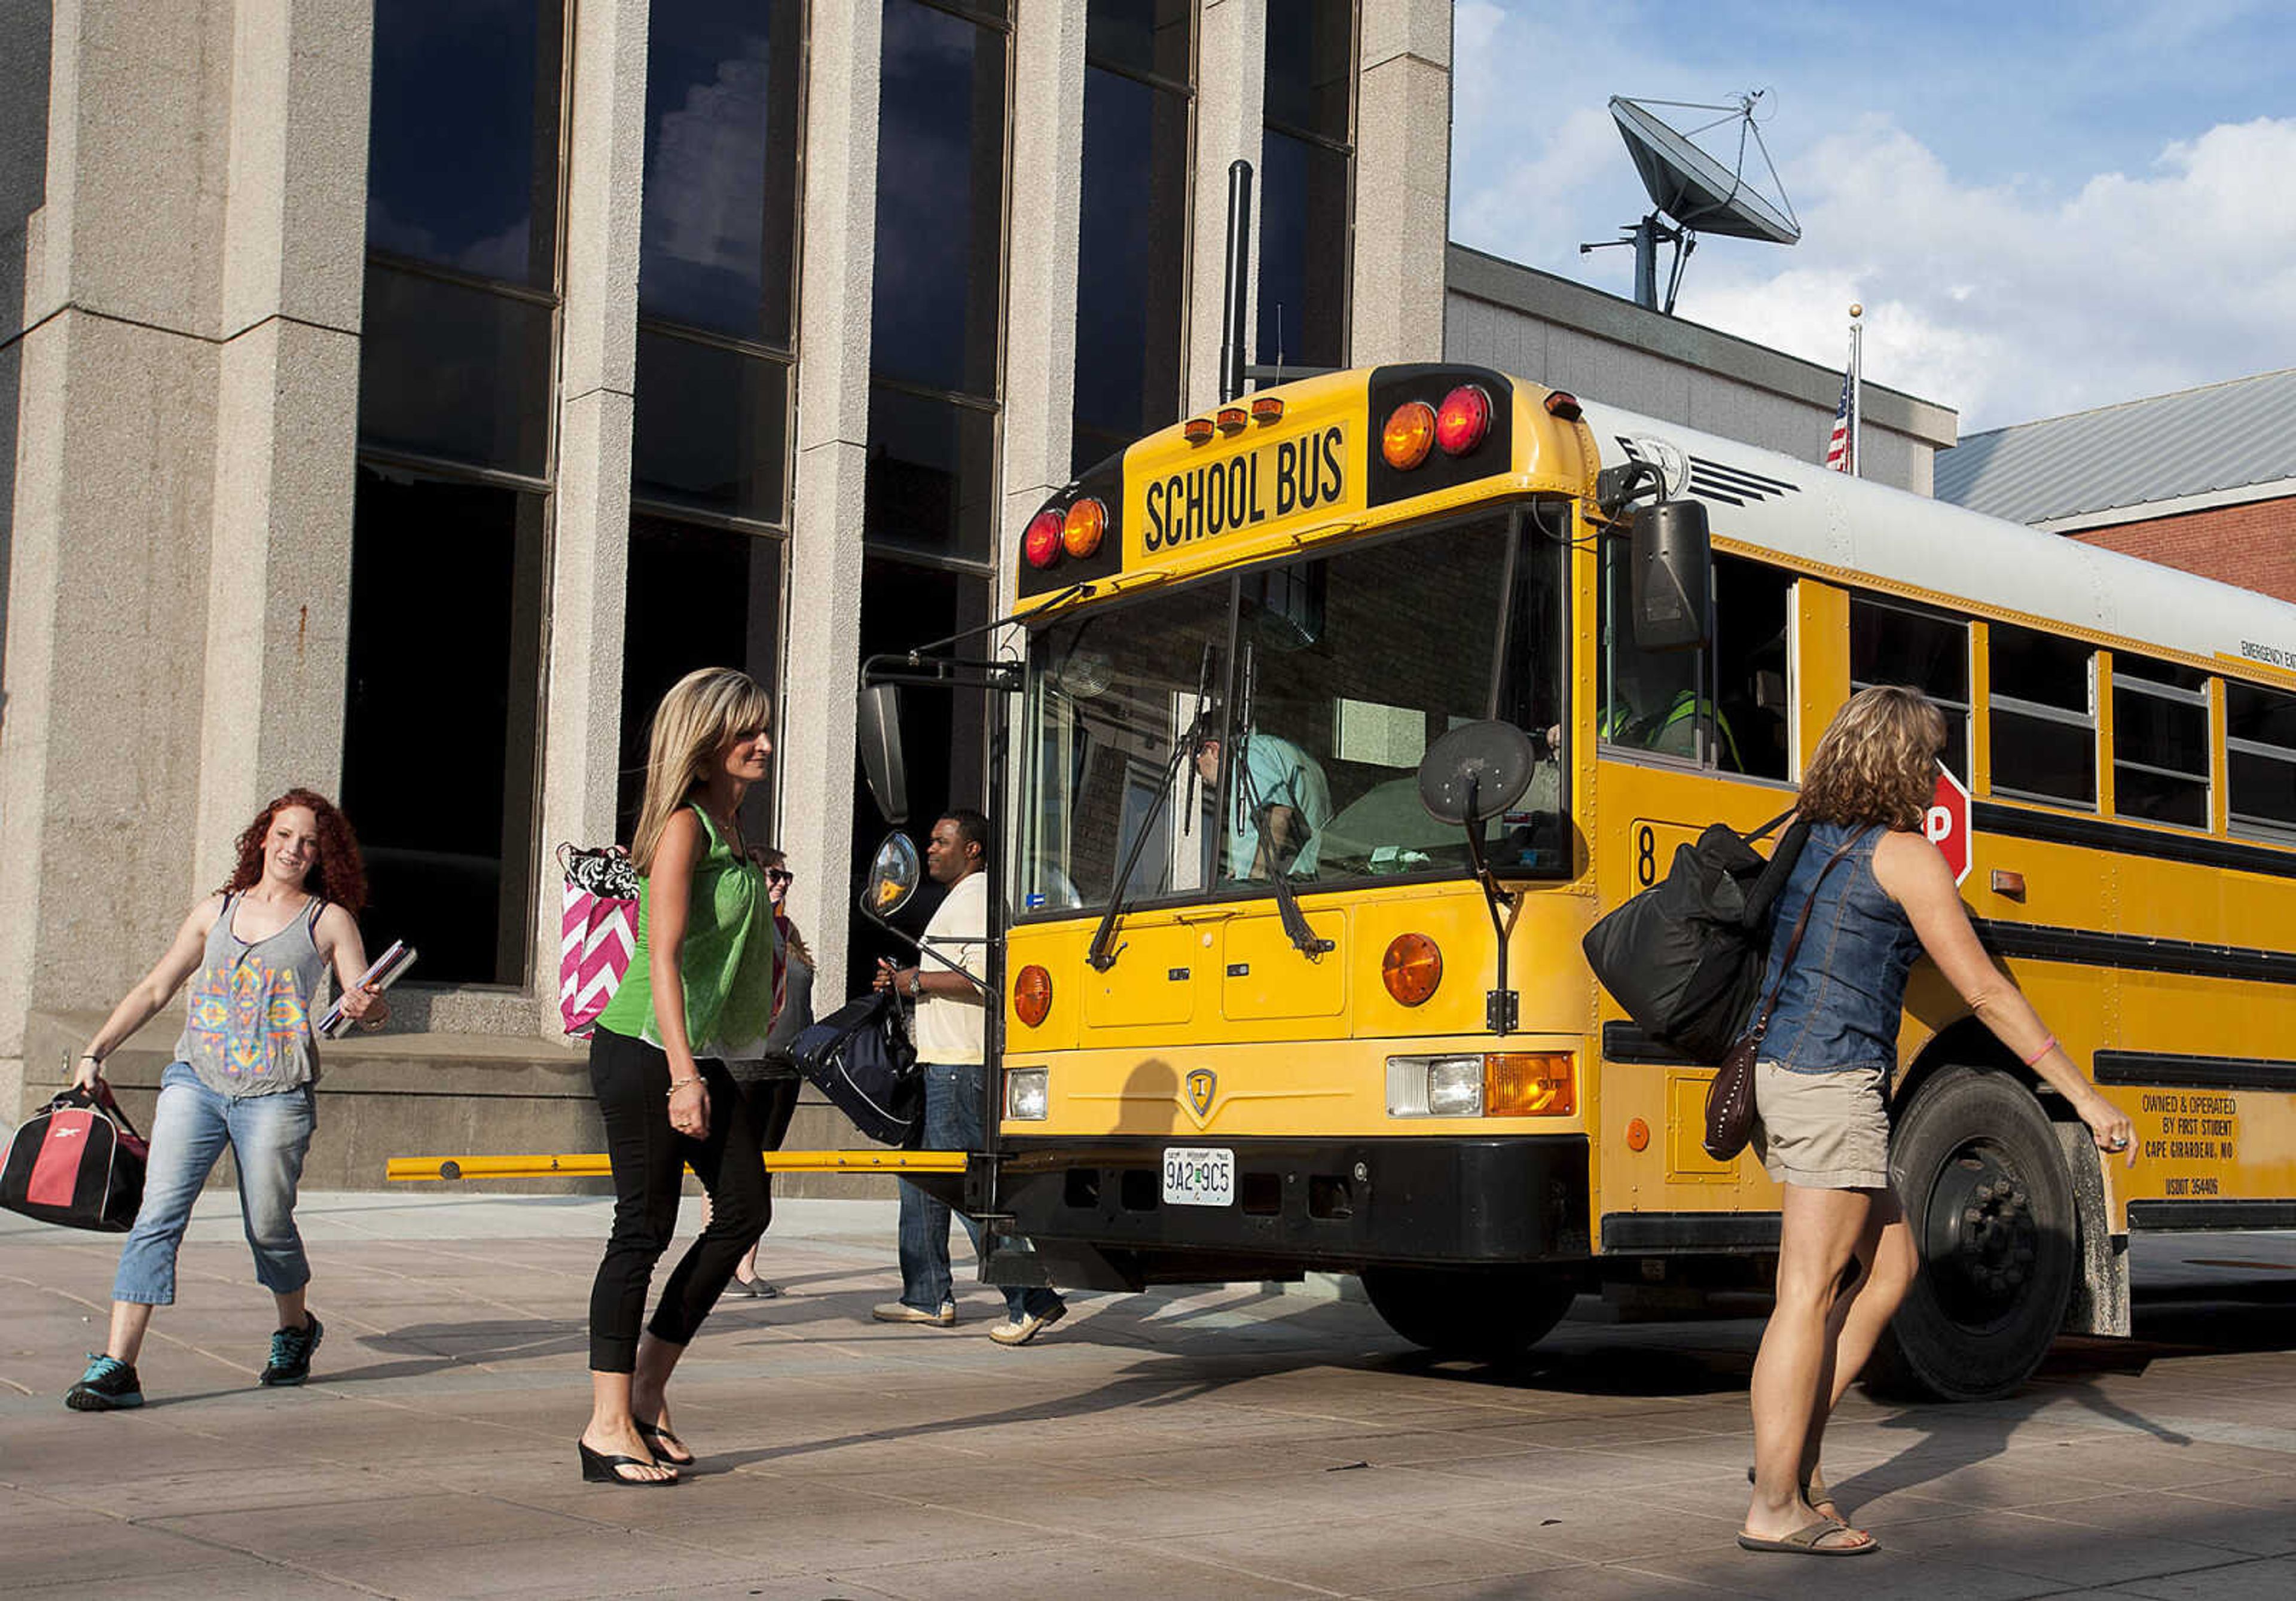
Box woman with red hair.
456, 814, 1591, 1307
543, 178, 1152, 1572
62, 788, 390, 1411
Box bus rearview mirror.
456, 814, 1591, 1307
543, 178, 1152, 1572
1631, 499, 1712, 652
857, 683, 909, 826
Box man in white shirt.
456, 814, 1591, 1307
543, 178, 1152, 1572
870, 809, 1067, 1346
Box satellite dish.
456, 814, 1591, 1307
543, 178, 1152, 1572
1584, 91, 1800, 314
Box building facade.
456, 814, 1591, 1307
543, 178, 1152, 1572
1936, 366, 2296, 604
0, 0, 1453, 1120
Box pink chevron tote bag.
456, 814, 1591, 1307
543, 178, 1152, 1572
559, 844, 640, 1037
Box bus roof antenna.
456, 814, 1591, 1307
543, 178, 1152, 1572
1581, 90, 1800, 314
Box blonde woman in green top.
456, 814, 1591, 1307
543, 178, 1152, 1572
579, 668, 781, 1487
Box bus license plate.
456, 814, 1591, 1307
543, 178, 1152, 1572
1162, 1147, 1235, 1207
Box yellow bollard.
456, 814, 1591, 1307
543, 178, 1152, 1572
383, 1149, 970, 1184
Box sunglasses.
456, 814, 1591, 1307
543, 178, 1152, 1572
765, 867, 793, 885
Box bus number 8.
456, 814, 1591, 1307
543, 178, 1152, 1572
1635, 825, 1656, 887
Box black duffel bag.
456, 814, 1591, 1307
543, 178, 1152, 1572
1582, 806, 1808, 1064
791, 989, 922, 1147
1, 1080, 149, 1232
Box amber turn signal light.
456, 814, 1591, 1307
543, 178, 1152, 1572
1250, 395, 1285, 423
1485, 1052, 1574, 1117
1183, 417, 1216, 444
1381, 401, 1436, 470
1061, 497, 1106, 558
1013, 964, 1053, 1028
1381, 933, 1442, 1006
1023, 509, 1063, 570
1543, 389, 1583, 421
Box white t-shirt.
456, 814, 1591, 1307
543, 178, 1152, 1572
913, 870, 988, 1065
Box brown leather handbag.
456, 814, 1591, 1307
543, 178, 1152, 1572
1703, 833, 1864, 1162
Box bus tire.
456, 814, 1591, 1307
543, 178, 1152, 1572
1867, 1065, 2077, 1403
1359, 1265, 1581, 1361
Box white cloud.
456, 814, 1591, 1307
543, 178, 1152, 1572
1448, 3, 2296, 430
1673, 115, 2296, 427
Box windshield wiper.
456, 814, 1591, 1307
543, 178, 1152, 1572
1234, 645, 1335, 962
1087, 641, 1216, 973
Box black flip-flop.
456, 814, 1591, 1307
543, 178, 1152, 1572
1736, 1520, 1876, 1556
636, 1419, 696, 1468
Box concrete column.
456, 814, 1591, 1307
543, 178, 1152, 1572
193, 0, 372, 878
998, 0, 1088, 603
0, 1, 271, 1113
1350, 0, 1451, 366
780, 0, 884, 1003
529, 0, 650, 1029
1185, 0, 1266, 414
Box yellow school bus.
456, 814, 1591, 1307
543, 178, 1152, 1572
889, 363, 2296, 1403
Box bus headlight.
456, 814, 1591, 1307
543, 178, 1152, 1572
1006, 1067, 1049, 1121
1386, 1053, 1576, 1118
1387, 1055, 1483, 1117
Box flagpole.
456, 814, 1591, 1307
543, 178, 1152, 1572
1848, 302, 1864, 478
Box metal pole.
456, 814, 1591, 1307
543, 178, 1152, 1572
1217, 160, 1254, 403
1849, 304, 1864, 478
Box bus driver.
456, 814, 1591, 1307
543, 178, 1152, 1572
1195, 728, 1332, 882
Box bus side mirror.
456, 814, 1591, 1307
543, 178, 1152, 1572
860, 832, 923, 925
857, 684, 909, 826
1631, 499, 1711, 652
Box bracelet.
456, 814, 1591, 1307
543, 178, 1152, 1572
667, 1077, 700, 1093
2021, 1034, 2058, 1068
80, 1053, 102, 1063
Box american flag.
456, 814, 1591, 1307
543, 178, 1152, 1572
1824, 367, 1854, 473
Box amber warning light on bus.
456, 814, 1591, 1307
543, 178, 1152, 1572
1382, 384, 1498, 472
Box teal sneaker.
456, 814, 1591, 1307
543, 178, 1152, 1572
65, 1353, 144, 1411
260, 1312, 323, 1386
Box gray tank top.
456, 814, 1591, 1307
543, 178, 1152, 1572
173, 893, 331, 1096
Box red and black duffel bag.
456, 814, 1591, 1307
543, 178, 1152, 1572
1, 1081, 148, 1231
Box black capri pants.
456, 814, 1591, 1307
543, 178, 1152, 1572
587, 1026, 767, 1372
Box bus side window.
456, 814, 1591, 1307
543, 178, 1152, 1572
1851, 593, 1972, 778
1712, 555, 1792, 780
1598, 538, 1791, 778
1597, 534, 1703, 759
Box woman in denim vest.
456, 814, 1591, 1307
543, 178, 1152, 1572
63, 789, 389, 1411
1739, 688, 2135, 1557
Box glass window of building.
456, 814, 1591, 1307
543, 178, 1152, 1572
349, 0, 569, 986
341, 468, 548, 986
1073, 0, 1193, 475
365, 0, 563, 286
633, 0, 802, 529
617, 517, 785, 845
1989, 623, 2096, 808
859, 0, 1010, 967
1257, 0, 1354, 375
867, 0, 1010, 563
1852, 594, 1972, 779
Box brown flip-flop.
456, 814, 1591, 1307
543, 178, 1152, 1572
1736, 1520, 1877, 1556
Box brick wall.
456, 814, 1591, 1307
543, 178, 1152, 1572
2071, 496, 2296, 603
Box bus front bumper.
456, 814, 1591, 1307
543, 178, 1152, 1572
977, 1135, 1591, 1292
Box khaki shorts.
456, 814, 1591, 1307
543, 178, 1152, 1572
1750, 1061, 1893, 1191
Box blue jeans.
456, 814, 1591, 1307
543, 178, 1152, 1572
113, 1062, 315, 1304
895, 1061, 1061, 1321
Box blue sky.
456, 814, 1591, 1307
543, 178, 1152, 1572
1448, 1, 2296, 430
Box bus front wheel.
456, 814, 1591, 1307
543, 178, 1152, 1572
1360, 1265, 1582, 1361
1866, 1065, 2078, 1402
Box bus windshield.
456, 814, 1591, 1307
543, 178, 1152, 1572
1017, 508, 1567, 916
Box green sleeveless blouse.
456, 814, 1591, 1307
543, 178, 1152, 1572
596, 805, 779, 1057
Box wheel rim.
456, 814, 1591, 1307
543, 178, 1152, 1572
1918, 1140, 2043, 1331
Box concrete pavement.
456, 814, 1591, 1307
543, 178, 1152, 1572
7, 1193, 2296, 1599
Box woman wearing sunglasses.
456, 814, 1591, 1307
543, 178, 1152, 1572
718, 848, 815, 1297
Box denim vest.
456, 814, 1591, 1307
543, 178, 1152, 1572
1757, 823, 1923, 1074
